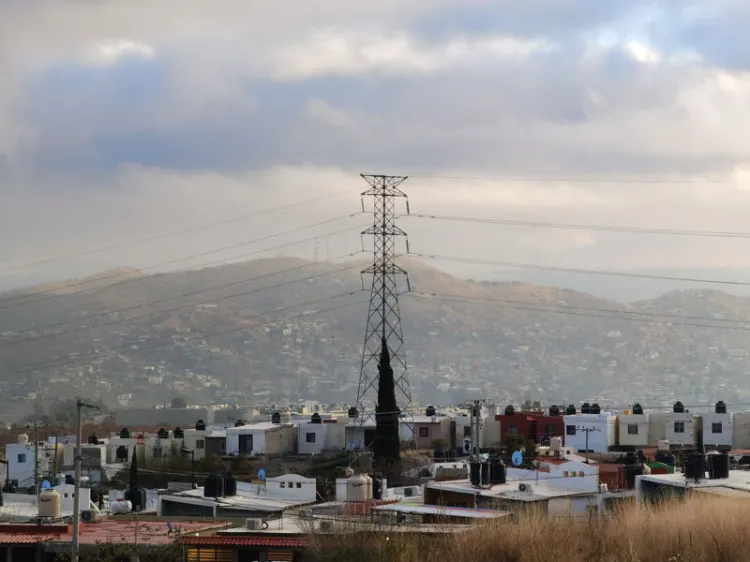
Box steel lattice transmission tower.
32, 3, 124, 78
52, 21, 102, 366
355, 174, 412, 418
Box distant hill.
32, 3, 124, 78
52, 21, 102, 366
2, 256, 750, 419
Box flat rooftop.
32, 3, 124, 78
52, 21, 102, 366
639, 471, 750, 494
373, 504, 510, 520
427, 479, 596, 502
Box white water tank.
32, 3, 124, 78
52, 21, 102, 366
18, 433, 29, 446
38, 489, 61, 518
110, 500, 132, 514
362, 474, 373, 500
657, 439, 670, 452
550, 437, 562, 453
346, 474, 368, 502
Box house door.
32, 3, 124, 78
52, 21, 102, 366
239, 434, 253, 455
529, 421, 538, 443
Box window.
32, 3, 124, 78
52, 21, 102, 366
463, 426, 472, 437
628, 424, 639, 435
296, 482, 302, 488
508, 425, 519, 436
280, 482, 285, 488
566, 425, 577, 436
195, 439, 205, 449
306, 432, 316, 443
546, 425, 556, 436
418, 427, 429, 438
17, 453, 26, 463
712, 423, 723, 434
674, 422, 685, 434
219, 441, 226, 453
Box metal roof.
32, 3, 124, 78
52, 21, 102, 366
373, 504, 510, 519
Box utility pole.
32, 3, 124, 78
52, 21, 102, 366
576, 426, 600, 464
72, 399, 99, 562
28, 420, 46, 497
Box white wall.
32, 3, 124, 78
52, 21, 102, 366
507, 463, 599, 493
263, 474, 317, 502
563, 414, 616, 453
733, 412, 750, 449
703, 413, 733, 448
664, 413, 696, 446
181, 430, 209, 460
618, 414, 650, 447
226, 427, 267, 455
6, 443, 35, 488
298, 422, 346, 455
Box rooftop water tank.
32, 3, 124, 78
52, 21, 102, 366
504, 405, 515, 416
271, 412, 281, 424
311, 413, 322, 424
119, 428, 130, 439
224, 473, 238, 497
489, 457, 506, 484
470, 462, 489, 487
591, 403, 601, 414
234, 420, 245, 427
346, 474, 368, 502
632, 403, 644, 415
195, 420, 206, 431
715, 401, 727, 414
673, 401, 684, 414
425, 405, 437, 417
707, 452, 729, 480
657, 439, 670, 452
87, 434, 99, 445
124, 487, 147, 513
17, 434, 28, 446
347, 407, 359, 419
550, 437, 562, 453
157, 428, 169, 439
581, 403, 591, 414
549, 405, 560, 417
204, 473, 225, 498
173, 427, 184, 439
38, 489, 61, 519
684, 452, 706, 482
565, 404, 576, 415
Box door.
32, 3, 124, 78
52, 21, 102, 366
239, 434, 253, 455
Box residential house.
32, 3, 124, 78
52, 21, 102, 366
496, 405, 565, 446
702, 401, 732, 450
225, 422, 298, 457
297, 415, 345, 455
563, 404, 616, 453
618, 404, 650, 448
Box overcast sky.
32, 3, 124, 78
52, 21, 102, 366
3, 1, 750, 295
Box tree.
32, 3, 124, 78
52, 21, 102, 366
374, 337, 401, 473
170, 397, 187, 409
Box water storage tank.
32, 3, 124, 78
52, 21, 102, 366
657, 439, 670, 452
707, 453, 730, 479
271, 412, 281, 424
549, 405, 560, 417
591, 403, 601, 414
425, 405, 437, 417
173, 427, 184, 439
655, 452, 675, 467
362, 474, 373, 500
115, 446, 128, 462
119, 428, 130, 439
17, 433, 28, 446
715, 401, 727, 414
565, 404, 576, 415
632, 403, 644, 415
469, 462, 489, 486
204, 473, 225, 498
348, 406, 359, 419
38, 489, 61, 518
87, 434, 99, 445
673, 401, 684, 414
504, 405, 515, 416
234, 420, 245, 427
157, 428, 169, 439
195, 420, 206, 431
685, 452, 706, 481
550, 437, 563, 453
581, 403, 591, 414
347, 474, 368, 502
311, 413, 322, 424
124, 487, 147, 512
224, 473, 237, 497
489, 457, 506, 484
623, 463, 643, 490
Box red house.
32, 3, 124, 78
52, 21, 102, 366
495, 405, 565, 444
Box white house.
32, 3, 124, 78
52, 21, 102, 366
563, 410, 616, 453
662, 402, 697, 448
702, 401, 732, 449
297, 417, 346, 455
225, 422, 297, 456
619, 407, 650, 447
263, 474, 317, 503
107, 429, 183, 464
6, 434, 62, 489
733, 411, 750, 449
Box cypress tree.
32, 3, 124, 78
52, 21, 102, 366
374, 336, 401, 467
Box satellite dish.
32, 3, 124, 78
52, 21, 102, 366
512, 451, 524, 466
257, 468, 266, 481
41, 480, 51, 490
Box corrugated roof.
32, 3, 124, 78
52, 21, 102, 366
0, 534, 59, 544
181, 536, 308, 547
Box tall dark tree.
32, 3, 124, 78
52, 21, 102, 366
129, 447, 139, 489
374, 336, 401, 468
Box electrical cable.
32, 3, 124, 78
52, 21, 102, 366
0, 189, 353, 275
0, 254, 368, 349
405, 173, 745, 184
0, 212, 365, 310
408, 253, 750, 288
5, 290, 367, 377
406, 213, 750, 240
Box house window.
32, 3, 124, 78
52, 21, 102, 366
296, 482, 302, 488
566, 425, 577, 436
546, 425, 556, 436
219, 441, 226, 453
195, 439, 205, 449
280, 482, 285, 488
418, 427, 429, 438
306, 432, 316, 443
712, 423, 723, 434
17, 453, 26, 463
508, 425, 519, 436
674, 422, 685, 434
628, 424, 638, 435
463, 426, 472, 437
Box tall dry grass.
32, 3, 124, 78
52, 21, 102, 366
305, 496, 750, 562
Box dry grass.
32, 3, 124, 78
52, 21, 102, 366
305, 497, 750, 562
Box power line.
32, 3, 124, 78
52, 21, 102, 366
0, 255, 367, 350
0, 212, 364, 311
409, 253, 750, 288
0, 189, 353, 275
406, 213, 750, 240
6, 291, 367, 377
405, 173, 745, 184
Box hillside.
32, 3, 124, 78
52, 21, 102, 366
2, 256, 750, 417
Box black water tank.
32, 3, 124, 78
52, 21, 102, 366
234, 420, 245, 427
685, 452, 706, 481
549, 405, 560, 417
673, 401, 684, 414
119, 428, 130, 439
469, 462, 489, 486
157, 428, 169, 439
173, 427, 184, 439
591, 403, 601, 414
348, 407, 359, 419
565, 404, 576, 415
655, 452, 675, 467
581, 403, 591, 414
434, 449, 446, 461
87, 434, 98, 445
504, 405, 515, 416
115, 446, 128, 461
271, 412, 281, 424
372, 473, 383, 499
224, 473, 238, 496
490, 458, 506, 484
623, 463, 643, 490
311, 413, 322, 424
633, 403, 644, 415
708, 453, 730, 479
204, 473, 225, 498
716, 401, 727, 414
124, 487, 147, 512
195, 420, 206, 431
623, 452, 637, 465
425, 405, 437, 417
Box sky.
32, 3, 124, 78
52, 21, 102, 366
3, 0, 750, 298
